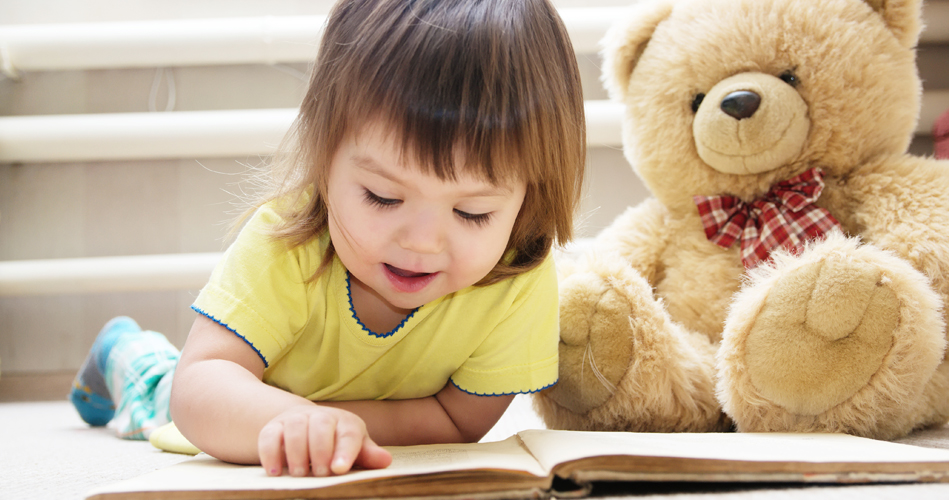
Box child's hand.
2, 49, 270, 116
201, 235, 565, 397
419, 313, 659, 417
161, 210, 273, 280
258, 405, 393, 477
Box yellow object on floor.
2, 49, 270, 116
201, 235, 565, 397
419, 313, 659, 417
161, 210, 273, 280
149, 422, 201, 456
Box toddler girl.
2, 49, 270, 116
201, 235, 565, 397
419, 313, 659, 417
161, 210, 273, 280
70, 0, 585, 478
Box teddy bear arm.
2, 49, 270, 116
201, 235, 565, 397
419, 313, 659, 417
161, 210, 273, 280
845, 156, 949, 317
846, 156, 949, 431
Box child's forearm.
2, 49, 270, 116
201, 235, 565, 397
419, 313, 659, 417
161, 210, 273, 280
172, 361, 506, 464
170, 357, 316, 464
323, 397, 466, 445
325, 383, 514, 446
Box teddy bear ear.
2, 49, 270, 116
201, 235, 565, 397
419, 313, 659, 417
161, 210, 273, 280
599, 0, 675, 102
862, 0, 923, 48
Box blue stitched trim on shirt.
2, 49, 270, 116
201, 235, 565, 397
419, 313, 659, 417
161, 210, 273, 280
191, 305, 269, 368
449, 378, 558, 397
345, 272, 418, 338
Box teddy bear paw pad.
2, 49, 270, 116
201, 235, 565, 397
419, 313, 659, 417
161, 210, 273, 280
743, 258, 898, 416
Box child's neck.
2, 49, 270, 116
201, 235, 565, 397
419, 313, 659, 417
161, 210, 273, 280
348, 274, 415, 334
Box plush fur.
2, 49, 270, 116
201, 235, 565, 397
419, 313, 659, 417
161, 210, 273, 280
534, 0, 949, 440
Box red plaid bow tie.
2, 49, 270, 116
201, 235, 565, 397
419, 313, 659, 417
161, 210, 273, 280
693, 168, 842, 268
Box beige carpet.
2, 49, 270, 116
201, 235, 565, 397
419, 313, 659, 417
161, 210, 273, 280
4, 396, 949, 500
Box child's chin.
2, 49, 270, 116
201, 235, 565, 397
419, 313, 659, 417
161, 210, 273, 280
377, 287, 430, 312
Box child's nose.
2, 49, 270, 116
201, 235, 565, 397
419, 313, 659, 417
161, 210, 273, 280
398, 210, 445, 254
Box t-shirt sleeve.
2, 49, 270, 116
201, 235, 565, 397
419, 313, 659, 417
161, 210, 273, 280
449, 254, 559, 395
191, 205, 318, 367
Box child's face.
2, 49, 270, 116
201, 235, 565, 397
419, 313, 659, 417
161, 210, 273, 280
326, 121, 527, 313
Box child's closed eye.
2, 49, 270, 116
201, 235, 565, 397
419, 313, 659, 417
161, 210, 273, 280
364, 188, 492, 227
454, 209, 492, 228
363, 189, 400, 208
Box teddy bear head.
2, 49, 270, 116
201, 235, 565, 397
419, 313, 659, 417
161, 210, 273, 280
602, 0, 923, 214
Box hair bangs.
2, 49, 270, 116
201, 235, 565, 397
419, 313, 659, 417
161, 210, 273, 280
337, 0, 544, 189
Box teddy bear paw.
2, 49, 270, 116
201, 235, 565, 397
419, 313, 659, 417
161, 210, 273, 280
542, 268, 638, 416
718, 235, 946, 438
744, 257, 897, 416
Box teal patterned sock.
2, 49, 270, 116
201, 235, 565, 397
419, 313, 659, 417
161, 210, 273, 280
69, 317, 141, 426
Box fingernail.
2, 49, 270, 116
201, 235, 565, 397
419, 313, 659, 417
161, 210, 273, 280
292, 467, 307, 477
268, 468, 279, 476
315, 465, 328, 477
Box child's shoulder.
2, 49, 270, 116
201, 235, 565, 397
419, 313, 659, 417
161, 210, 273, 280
481, 251, 557, 297
233, 194, 329, 265
515, 251, 557, 288
251, 190, 312, 226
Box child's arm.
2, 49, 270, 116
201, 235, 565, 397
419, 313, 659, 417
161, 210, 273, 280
320, 378, 515, 444
170, 315, 514, 477
170, 314, 390, 476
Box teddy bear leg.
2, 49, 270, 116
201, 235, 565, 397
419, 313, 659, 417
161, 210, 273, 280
718, 234, 946, 439
534, 257, 729, 432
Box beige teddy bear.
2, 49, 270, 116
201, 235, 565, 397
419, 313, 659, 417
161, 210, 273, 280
535, 0, 949, 440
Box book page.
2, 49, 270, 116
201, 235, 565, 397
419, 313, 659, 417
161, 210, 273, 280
518, 429, 949, 473
86, 435, 549, 499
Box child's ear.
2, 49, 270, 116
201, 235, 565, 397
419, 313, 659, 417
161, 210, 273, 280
599, 0, 674, 102
862, 0, 923, 49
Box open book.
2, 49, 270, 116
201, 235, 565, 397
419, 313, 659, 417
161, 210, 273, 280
85, 429, 949, 499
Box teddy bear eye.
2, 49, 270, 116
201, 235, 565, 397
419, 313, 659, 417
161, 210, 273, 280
779, 70, 800, 87
691, 93, 706, 113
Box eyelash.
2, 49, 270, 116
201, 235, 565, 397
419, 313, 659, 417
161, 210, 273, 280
362, 189, 493, 227
454, 209, 492, 228
363, 189, 400, 209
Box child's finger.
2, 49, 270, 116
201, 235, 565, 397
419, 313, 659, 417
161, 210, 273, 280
307, 413, 337, 477
282, 413, 311, 477
257, 421, 286, 476
354, 436, 393, 470
329, 418, 367, 475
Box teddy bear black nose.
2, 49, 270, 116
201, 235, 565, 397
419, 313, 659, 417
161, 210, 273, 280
720, 90, 761, 120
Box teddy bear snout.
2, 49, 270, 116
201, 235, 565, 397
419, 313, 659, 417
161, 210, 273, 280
693, 73, 810, 176
720, 91, 761, 120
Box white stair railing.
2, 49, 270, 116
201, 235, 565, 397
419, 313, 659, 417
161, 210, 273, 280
0, 253, 221, 297
0, 100, 626, 163
0, 8, 627, 76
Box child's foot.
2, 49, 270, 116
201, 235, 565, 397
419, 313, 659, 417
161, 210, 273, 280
70, 316, 141, 426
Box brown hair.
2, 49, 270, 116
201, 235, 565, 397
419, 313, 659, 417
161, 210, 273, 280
260, 0, 585, 285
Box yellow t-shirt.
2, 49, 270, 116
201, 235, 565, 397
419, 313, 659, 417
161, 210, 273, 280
191, 203, 559, 400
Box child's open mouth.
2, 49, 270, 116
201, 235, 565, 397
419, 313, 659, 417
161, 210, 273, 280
385, 264, 430, 278
384, 264, 438, 293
